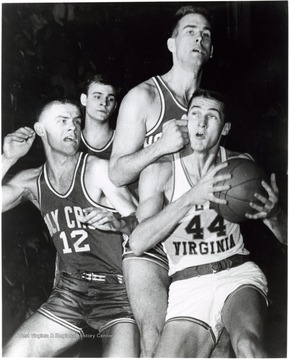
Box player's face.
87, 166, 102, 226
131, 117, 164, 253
170, 13, 213, 69
83, 83, 117, 122
43, 103, 82, 154
187, 96, 229, 152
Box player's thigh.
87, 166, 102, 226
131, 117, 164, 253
211, 329, 234, 358
155, 320, 214, 358
123, 259, 170, 323
223, 285, 268, 344
102, 322, 140, 358
3, 311, 80, 357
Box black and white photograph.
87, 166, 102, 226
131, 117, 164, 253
1, 1, 287, 357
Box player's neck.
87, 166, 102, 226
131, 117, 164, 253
182, 145, 219, 179
162, 66, 203, 106
83, 118, 113, 148
45, 152, 79, 193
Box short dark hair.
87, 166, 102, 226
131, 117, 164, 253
82, 73, 121, 97
170, 6, 213, 37
36, 98, 81, 122
188, 89, 228, 122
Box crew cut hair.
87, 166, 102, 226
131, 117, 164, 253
35, 98, 81, 123
170, 6, 213, 37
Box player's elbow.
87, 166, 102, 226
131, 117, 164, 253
109, 159, 126, 187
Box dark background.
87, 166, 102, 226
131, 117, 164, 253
2, 2, 288, 357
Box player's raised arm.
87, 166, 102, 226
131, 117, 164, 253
2, 127, 39, 212
2, 127, 35, 179
109, 84, 189, 187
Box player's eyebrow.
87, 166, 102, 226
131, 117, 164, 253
190, 105, 221, 115
208, 107, 221, 115
182, 24, 212, 32
92, 91, 116, 97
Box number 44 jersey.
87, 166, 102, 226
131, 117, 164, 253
164, 148, 249, 277
37, 152, 124, 274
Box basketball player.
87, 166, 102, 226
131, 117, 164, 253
53, 74, 123, 289
130, 89, 286, 357
79, 73, 119, 160
2, 99, 139, 357
109, 6, 215, 356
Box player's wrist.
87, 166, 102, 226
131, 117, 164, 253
120, 213, 138, 235
2, 154, 19, 172
268, 206, 282, 220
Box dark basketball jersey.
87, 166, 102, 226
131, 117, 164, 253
144, 76, 187, 148
79, 131, 115, 160
37, 152, 124, 274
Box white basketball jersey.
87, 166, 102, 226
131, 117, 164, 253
164, 146, 249, 276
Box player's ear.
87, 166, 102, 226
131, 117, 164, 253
167, 37, 176, 54
34, 122, 45, 137
222, 122, 231, 136
80, 93, 87, 107
210, 45, 213, 59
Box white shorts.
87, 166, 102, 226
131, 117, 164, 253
166, 261, 268, 343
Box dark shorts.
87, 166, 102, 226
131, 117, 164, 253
122, 237, 169, 271
38, 273, 136, 337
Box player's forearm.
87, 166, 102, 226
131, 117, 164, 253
109, 143, 165, 186
263, 208, 287, 245
130, 194, 193, 255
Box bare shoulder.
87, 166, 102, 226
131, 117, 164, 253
86, 155, 108, 172
126, 77, 158, 102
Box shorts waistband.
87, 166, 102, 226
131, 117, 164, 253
62, 271, 124, 284
171, 254, 251, 282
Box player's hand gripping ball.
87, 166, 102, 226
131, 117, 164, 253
211, 158, 269, 223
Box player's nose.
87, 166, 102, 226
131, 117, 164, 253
195, 32, 203, 44
198, 117, 206, 127
100, 98, 108, 106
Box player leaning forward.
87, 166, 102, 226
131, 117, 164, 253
130, 89, 286, 358
2, 99, 139, 357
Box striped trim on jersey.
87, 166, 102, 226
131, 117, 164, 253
38, 308, 85, 338
146, 76, 187, 136
81, 131, 115, 153
80, 153, 117, 213
156, 75, 187, 111
41, 153, 83, 198
169, 146, 228, 204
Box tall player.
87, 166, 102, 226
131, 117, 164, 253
109, 6, 214, 356
130, 89, 286, 357
2, 99, 139, 357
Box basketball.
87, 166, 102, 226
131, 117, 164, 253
211, 158, 269, 223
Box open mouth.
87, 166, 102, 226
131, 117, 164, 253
63, 136, 77, 143
195, 132, 205, 139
